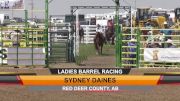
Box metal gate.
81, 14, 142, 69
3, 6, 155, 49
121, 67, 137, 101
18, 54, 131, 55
118, 28, 140, 68
49, 21, 72, 63
0, 27, 46, 67
139, 29, 180, 68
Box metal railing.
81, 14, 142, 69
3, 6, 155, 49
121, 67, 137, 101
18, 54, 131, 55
139, 28, 180, 68
118, 27, 180, 68
81, 25, 106, 44
119, 28, 140, 68
0, 27, 47, 67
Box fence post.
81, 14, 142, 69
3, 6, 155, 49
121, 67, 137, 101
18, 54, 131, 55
115, 1, 121, 67
16, 28, 19, 66
0, 27, 3, 66
32, 30, 34, 66
87, 26, 90, 44
25, 10, 28, 46
136, 28, 141, 68
45, 0, 49, 67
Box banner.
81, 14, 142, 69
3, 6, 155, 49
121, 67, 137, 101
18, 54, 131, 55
0, 47, 7, 64
0, 0, 24, 10
0, 47, 45, 65
144, 48, 180, 62
50, 68, 131, 75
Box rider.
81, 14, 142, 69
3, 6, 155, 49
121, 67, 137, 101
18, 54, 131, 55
107, 19, 114, 33
96, 24, 106, 44
96, 24, 103, 34
128, 38, 136, 66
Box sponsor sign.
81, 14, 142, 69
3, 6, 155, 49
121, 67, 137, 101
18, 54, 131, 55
0, 47, 45, 65
144, 48, 180, 62
0, 47, 7, 64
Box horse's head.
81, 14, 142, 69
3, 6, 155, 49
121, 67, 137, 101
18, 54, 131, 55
94, 32, 106, 55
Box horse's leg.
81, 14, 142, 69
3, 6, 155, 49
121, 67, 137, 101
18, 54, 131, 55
112, 38, 115, 45
105, 33, 108, 42
82, 36, 84, 43
79, 36, 81, 43
98, 44, 101, 55
94, 41, 100, 55
95, 45, 98, 55
108, 36, 111, 44
101, 44, 103, 55
112, 34, 115, 45
103, 34, 107, 44
94, 42, 98, 55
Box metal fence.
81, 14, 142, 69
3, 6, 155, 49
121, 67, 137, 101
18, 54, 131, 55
0, 27, 47, 67
139, 28, 180, 68
0, 23, 74, 67
81, 25, 106, 44
49, 22, 71, 63
117, 28, 180, 68
119, 28, 140, 68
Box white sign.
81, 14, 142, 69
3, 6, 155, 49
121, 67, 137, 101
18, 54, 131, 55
144, 48, 180, 62
96, 20, 108, 26
0, 47, 7, 64
0, 0, 24, 10
0, 47, 46, 65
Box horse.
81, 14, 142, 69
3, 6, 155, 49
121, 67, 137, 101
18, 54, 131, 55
94, 32, 106, 55
105, 27, 115, 45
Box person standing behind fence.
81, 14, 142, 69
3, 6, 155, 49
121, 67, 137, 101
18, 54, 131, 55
166, 39, 176, 48
10, 30, 22, 47
128, 38, 136, 66
160, 22, 173, 41
79, 26, 84, 43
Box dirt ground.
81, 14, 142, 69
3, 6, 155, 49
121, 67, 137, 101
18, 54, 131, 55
0, 55, 180, 101
0, 85, 180, 101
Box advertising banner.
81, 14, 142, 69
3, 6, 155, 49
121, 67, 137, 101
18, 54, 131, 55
0, 0, 24, 10
0, 47, 45, 65
0, 47, 7, 64
144, 48, 180, 62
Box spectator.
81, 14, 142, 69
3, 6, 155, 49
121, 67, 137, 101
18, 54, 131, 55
128, 38, 136, 65
79, 26, 84, 43
146, 31, 154, 47
166, 39, 176, 48
168, 18, 174, 27
160, 22, 173, 40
